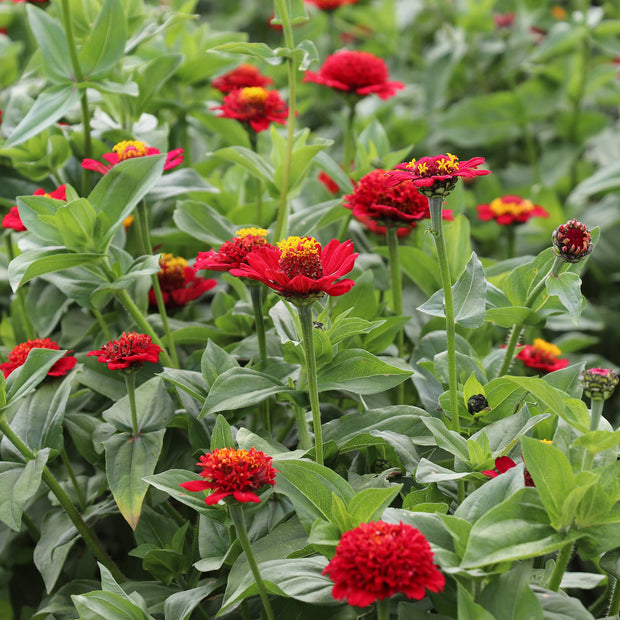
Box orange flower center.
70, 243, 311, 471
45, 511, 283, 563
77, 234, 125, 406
157, 253, 188, 291
8, 338, 59, 365
113, 140, 149, 161
551, 5, 567, 19
239, 87, 269, 104
277, 236, 324, 280
532, 338, 562, 363
489, 196, 535, 217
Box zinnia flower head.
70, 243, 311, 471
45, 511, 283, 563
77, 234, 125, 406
303, 50, 405, 100
211, 64, 273, 94
476, 195, 549, 226
213, 87, 288, 132
87, 332, 162, 372
322, 521, 445, 607
494, 12, 515, 28
482, 456, 536, 487
148, 253, 216, 307
81, 140, 183, 175
230, 236, 358, 305
318, 171, 340, 194
552, 219, 592, 263
179, 447, 277, 505
580, 368, 619, 401
516, 338, 569, 373
2, 185, 67, 232
305, 0, 360, 10
386, 153, 490, 198
195, 228, 270, 273
343, 168, 454, 237
0, 338, 77, 378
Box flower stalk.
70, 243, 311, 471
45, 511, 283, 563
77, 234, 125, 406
125, 372, 139, 437
387, 225, 404, 405
5, 233, 36, 341
60, 448, 86, 511
548, 542, 573, 592
376, 599, 391, 620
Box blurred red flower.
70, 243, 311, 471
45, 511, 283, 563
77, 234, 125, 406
195, 228, 271, 273
516, 338, 569, 373
230, 236, 357, 304
303, 50, 404, 100
2, 185, 67, 232
476, 195, 548, 225
305, 0, 359, 8
213, 87, 288, 132
81, 140, 183, 175
148, 254, 216, 307
322, 521, 445, 607
0, 338, 77, 378
179, 447, 277, 505
211, 64, 274, 94
87, 332, 162, 371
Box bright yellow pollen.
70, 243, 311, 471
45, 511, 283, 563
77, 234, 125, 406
277, 236, 320, 259
532, 338, 561, 358
540, 439, 553, 445
123, 215, 134, 229
160, 253, 188, 271
406, 158, 417, 169
239, 87, 269, 103
113, 140, 148, 161
551, 5, 567, 19
236, 227, 268, 239
418, 162, 429, 174
489, 197, 534, 217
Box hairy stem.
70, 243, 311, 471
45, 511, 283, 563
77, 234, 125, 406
548, 542, 573, 592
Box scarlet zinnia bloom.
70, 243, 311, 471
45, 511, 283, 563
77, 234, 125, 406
81, 140, 184, 175
0, 338, 77, 378
344, 168, 454, 237
230, 236, 358, 305
493, 12, 515, 28
179, 447, 277, 505
213, 87, 288, 132
148, 254, 216, 307
387, 153, 490, 198
322, 521, 445, 607
552, 219, 592, 263
2, 185, 67, 232
482, 456, 517, 479
476, 195, 548, 226
318, 171, 340, 194
195, 228, 270, 273
515, 338, 569, 373
305, 0, 360, 9
87, 332, 162, 371
211, 64, 274, 94
303, 50, 404, 100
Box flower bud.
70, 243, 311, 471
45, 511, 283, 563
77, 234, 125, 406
467, 394, 490, 414
580, 368, 619, 401
552, 219, 592, 263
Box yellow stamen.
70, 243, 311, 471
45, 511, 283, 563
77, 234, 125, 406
489, 197, 534, 217
277, 236, 320, 259
239, 87, 269, 104
540, 439, 553, 445
113, 140, 148, 161
236, 227, 268, 239
159, 253, 188, 271
532, 338, 561, 358
418, 162, 429, 175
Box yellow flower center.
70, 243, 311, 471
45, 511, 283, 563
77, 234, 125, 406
540, 439, 553, 445
113, 140, 149, 161
277, 236, 323, 280
239, 87, 269, 104
532, 338, 561, 360
236, 227, 269, 240
551, 5, 567, 19
489, 196, 535, 217
158, 253, 188, 290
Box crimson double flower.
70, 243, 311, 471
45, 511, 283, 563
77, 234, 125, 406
211, 64, 273, 94
87, 332, 162, 371
213, 87, 288, 132
2, 185, 67, 232
0, 338, 77, 378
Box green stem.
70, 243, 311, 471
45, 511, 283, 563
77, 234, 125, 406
608, 579, 620, 617
248, 131, 263, 227
337, 211, 353, 243
297, 305, 323, 466
60, 448, 86, 511
548, 542, 573, 592
429, 197, 459, 434
387, 226, 404, 405
5, 233, 36, 340
505, 225, 516, 260
229, 504, 276, 620
376, 598, 391, 620
91, 309, 112, 341
590, 399, 604, 431
124, 372, 139, 437
293, 404, 312, 450
342, 101, 356, 173
273, 0, 297, 241
0, 414, 125, 582
250, 285, 267, 363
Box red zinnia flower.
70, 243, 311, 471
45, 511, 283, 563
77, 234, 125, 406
343, 168, 454, 237
318, 171, 341, 194
515, 338, 569, 373
211, 64, 274, 94
482, 456, 517, 479
304, 50, 404, 101
305, 0, 360, 9
148, 253, 216, 307
552, 219, 592, 263
195, 228, 271, 273
387, 153, 490, 198
213, 87, 288, 132
476, 195, 549, 226
81, 140, 183, 175
322, 521, 445, 607
230, 236, 358, 305
2, 185, 67, 232
493, 12, 515, 28
0, 338, 77, 378
179, 447, 277, 505
87, 332, 162, 371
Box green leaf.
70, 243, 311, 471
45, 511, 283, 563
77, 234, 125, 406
210, 415, 234, 450
213, 146, 278, 193
573, 430, 620, 455
546, 272, 584, 325
145, 470, 220, 517
172, 200, 236, 246
0, 449, 49, 531
532, 586, 595, 620
201, 340, 239, 390
420, 417, 470, 462
163, 582, 221, 620
79, 0, 126, 79
399, 246, 441, 297
133, 54, 183, 114
348, 486, 402, 526
457, 586, 497, 620
485, 306, 542, 328
463, 372, 486, 406
211, 42, 281, 64
444, 215, 472, 282
568, 161, 620, 205
17, 194, 67, 246
600, 548, 620, 580
72, 591, 152, 620
103, 430, 166, 530
39, 198, 99, 253
5, 85, 81, 147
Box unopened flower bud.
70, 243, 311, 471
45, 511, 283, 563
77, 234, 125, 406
552, 219, 592, 263
580, 368, 619, 401
467, 394, 490, 414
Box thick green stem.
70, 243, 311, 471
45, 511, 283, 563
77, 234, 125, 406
387, 226, 404, 405
5, 233, 36, 340
229, 504, 276, 620
293, 404, 312, 450
590, 399, 604, 431
124, 372, 139, 437
248, 130, 263, 226
342, 101, 356, 173
429, 197, 459, 434
91, 309, 112, 341
548, 542, 573, 592
376, 598, 391, 620
297, 305, 323, 466
250, 285, 267, 363
60, 448, 86, 511
0, 414, 125, 582
608, 579, 620, 617
273, 0, 297, 241
505, 225, 516, 260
